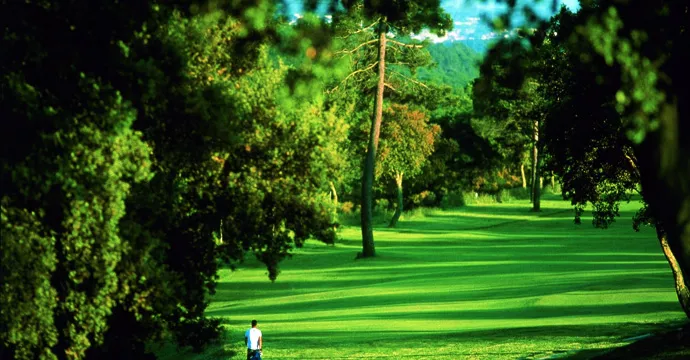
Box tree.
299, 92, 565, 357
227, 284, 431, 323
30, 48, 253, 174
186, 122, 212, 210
564, 1, 689, 318
1, 2, 348, 358
473, 52, 548, 210
332, 0, 452, 258
376, 104, 440, 227
0, 1, 171, 357
502, 2, 690, 318
416, 42, 481, 90
577, 0, 690, 319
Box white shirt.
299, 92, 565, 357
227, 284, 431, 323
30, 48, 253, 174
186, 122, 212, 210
245, 328, 262, 350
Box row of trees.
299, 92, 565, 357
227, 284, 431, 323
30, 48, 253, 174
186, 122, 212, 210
0, 0, 482, 358
473, 0, 689, 318
0, 1, 352, 358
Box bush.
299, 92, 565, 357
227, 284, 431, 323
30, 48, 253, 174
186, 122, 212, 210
375, 198, 390, 211
440, 190, 466, 209
409, 190, 438, 207
504, 187, 531, 201
422, 192, 437, 207
340, 201, 355, 214
463, 192, 499, 205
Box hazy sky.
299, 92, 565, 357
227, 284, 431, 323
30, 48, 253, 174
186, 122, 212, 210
441, 0, 580, 22
284, 0, 581, 19
283, 0, 581, 44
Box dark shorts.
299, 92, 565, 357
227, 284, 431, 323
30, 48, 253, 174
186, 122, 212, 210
247, 349, 262, 360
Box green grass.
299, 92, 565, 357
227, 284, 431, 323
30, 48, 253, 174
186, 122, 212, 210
156, 197, 688, 359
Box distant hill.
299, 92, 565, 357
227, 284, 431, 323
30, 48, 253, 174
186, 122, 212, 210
457, 39, 491, 54
417, 42, 482, 91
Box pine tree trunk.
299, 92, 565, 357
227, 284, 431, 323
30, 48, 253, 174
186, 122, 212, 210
657, 226, 690, 318
531, 119, 541, 212
521, 163, 527, 189
360, 19, 387, 258
388, 172, 403, 228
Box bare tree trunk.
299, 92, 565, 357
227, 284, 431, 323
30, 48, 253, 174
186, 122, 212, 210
388, 171, 403, 228
531, 119, 541, 212
219, 219, 223, 244
657, 226, 690, 318
360, 19, 387, 259
330, 181, 338, 231
521, 163, 527, 189
329, 181, 338, 206
551, 171, 555, 190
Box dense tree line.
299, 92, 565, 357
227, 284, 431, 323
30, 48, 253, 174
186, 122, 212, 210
475, 0, 690, 317
1, 1, 343, 358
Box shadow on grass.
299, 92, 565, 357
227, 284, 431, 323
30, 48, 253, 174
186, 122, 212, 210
266, 301, 680, 323
203, 199, 677, 360
215, 322, 686, 359
381, 203, 644, 235
584, 322, 690, 360
263, 322, 684, 344
211, 264, 673, 317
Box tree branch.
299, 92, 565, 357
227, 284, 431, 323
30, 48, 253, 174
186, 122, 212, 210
624, 149, 641, 179
336, 18, 380, 39
388, 39, 424, 49
328, 62, 379, 93
335, 39, 378, 56
389, 70, 429, 89
387, 62, 416, 67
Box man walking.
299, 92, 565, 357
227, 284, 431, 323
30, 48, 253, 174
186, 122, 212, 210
245, 319, 262, 360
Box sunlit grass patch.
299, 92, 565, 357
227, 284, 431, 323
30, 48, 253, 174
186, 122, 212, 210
157, 199, 687, 359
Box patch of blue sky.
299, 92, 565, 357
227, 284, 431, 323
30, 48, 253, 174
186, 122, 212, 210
280, 0, 581, 45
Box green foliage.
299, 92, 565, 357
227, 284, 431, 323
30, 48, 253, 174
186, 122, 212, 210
358, 0, 453, 35
1, 204, 58, 360
439, 190, 466, 209
402, 85, 496, 198
216, 51, 345, 278
416, 42, 481, 90
376, 104, 440, 181
0, 1, 159, 357
481, 0, 690, 317
1, 1, 350, 358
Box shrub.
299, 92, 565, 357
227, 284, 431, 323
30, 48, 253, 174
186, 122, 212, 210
504, 187, 531, 201
440, 190, 466, 209
409, 190, 438, 207
341, 201, 355, 214
375, 198, 390, 211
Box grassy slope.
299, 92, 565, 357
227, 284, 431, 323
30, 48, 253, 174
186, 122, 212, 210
157, 197, 688, 359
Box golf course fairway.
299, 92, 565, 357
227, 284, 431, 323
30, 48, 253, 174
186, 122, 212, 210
158, 198, 688, 359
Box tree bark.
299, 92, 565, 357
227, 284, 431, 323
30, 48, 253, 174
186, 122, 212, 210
636, 99, 690, 319
329, 181, 338, 206
657, 225, 690, 318
521, 163, 527, 189
388, 171, 403, 228
551, 171, 555, 190
330, 181, 338, 231
531, 119, 541, 211
360, 19, 387, 258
